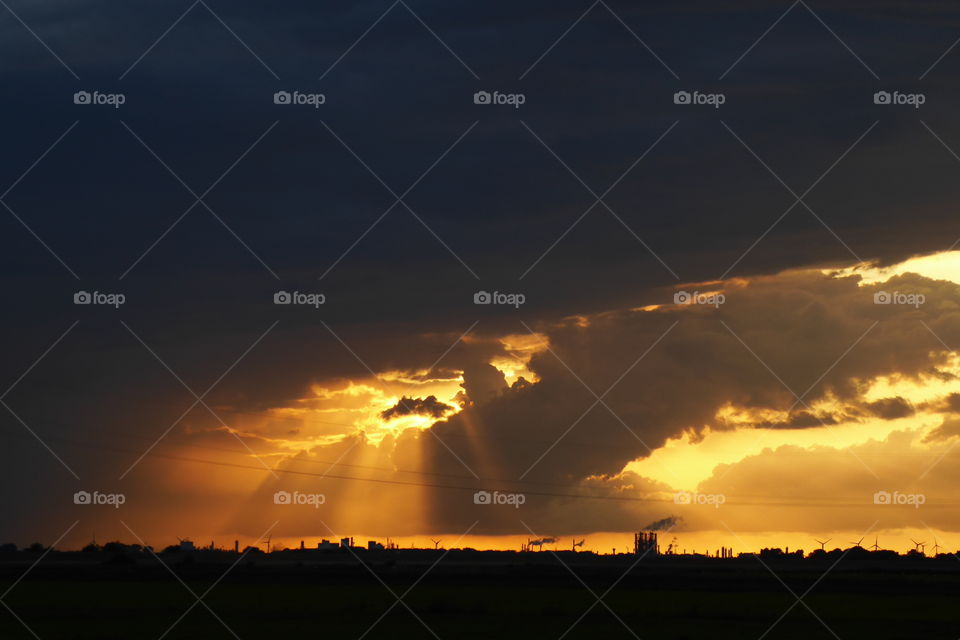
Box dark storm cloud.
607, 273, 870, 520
865, 396, 915, 420
943, 393, 960, 412
22, 264, 960, 541
459, 362, 508, 405
921, 391, 960, 414
409, 269, 960, 533
6, 0, 960, 309
5, 0, 960, 544
756, 410, 842, 429
380, 395, 453, 419
755, 396, 915, 428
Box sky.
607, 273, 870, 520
3, 0, 960, 554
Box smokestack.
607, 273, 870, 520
633, 531, 658, 556
300, 540, 304, 550
234, 540, 239, 553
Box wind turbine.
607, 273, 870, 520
814, 538, 831, 551
431, 539, 441, 550
931, 539, 942, 556
572, 539, 585, 551
870, 536, 880, 552
849, 537, 864, 548
910, 539, 925, 554
265, 535, 272, 554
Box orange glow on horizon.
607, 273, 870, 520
131, 251, 960, 550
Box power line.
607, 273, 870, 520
0, 425, 658, 499
0, 418, 648, 489
2, 427, 948, 509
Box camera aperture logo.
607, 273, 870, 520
473, 90, 526, 109
873, 490, 925, 508
674, 491, 725, 508
473, 290, 525, 308
274, 290, 325, 308
273, 90, 326, 108
873, 90, 925, 109
273, 490, 326, 508
473, 490, 526, 509
674, 90, 725, 109
674, 290, 725, 308
74, 291, 126, 308
73, 490, 126, 509
73, 90, 126, 108
873, 291, 924, 308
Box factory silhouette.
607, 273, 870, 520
4, 527, 950, 562
4, 525, 956, 638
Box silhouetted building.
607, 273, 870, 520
634, 531, 658, 556
759, 547, 802, 559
